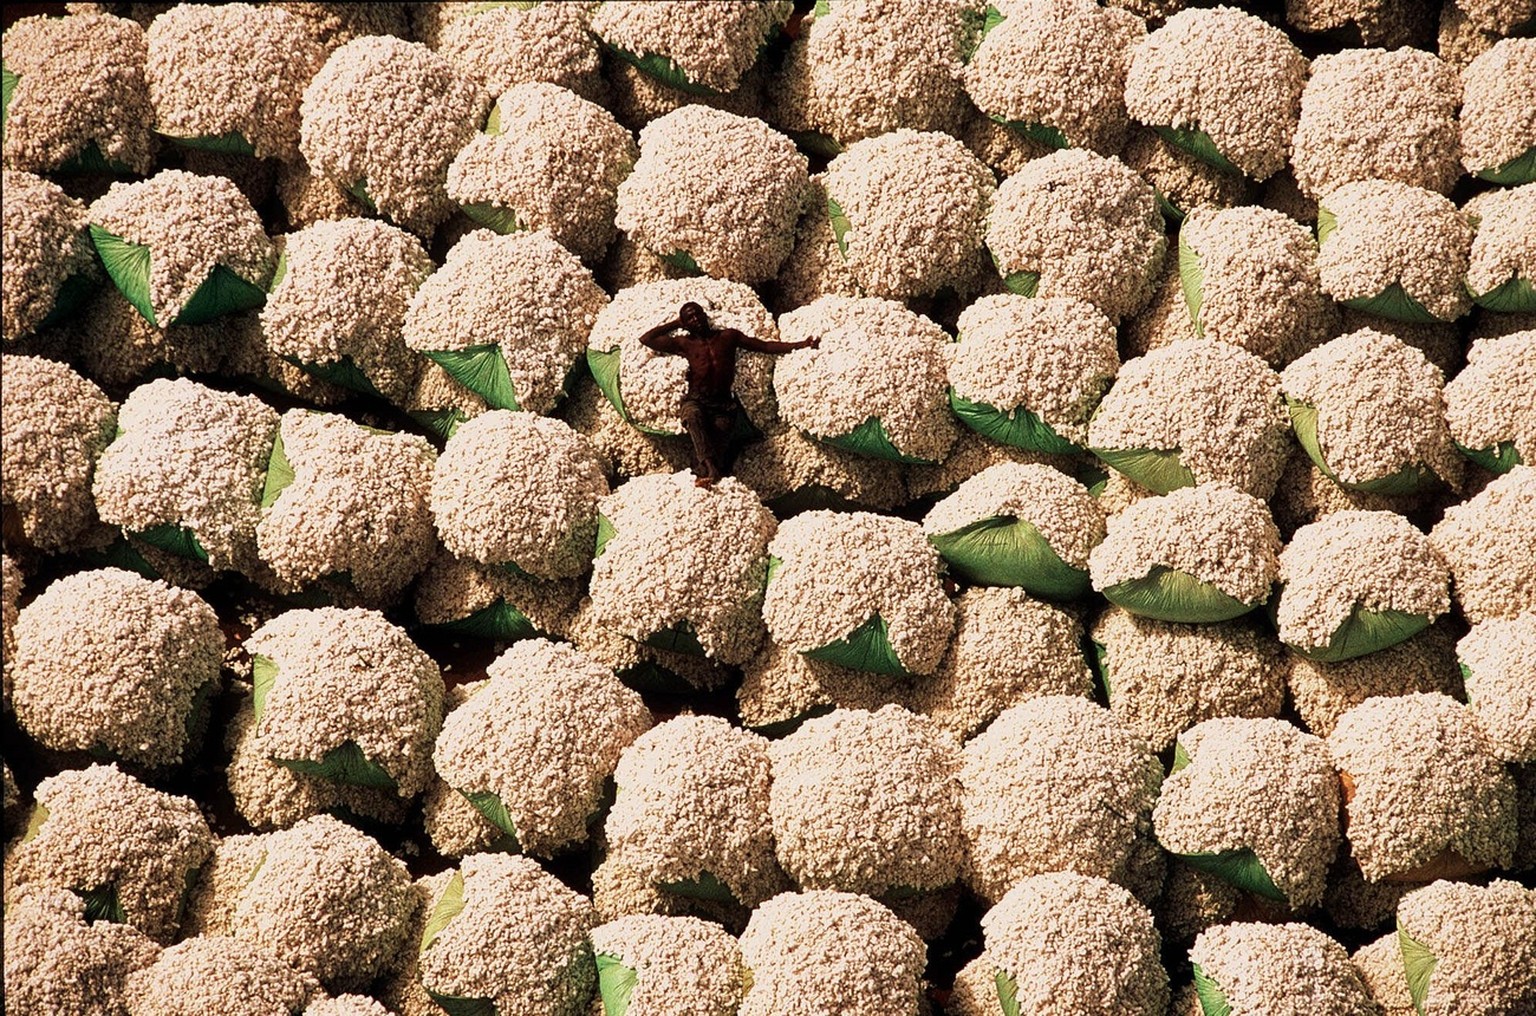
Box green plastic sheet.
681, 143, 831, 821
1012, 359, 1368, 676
275, 740, 398, 790
1178, 847, 1288, 902
1192, 964, 1233, 1016
284, 354, 382, 398
1088, 445, 1196, 494
425, 344, 522, 411
89, 224, 268, 326
1471, 274, 1536, 313
802, 613, 913, 677
1282, 602, 1429, 663
133, 523, 210, 563
1, 63, 16, 134
1473, 144, 1536, 185
461, 200, 525, 234
987, 115, 1069, 150
459, 789, 521, 850
949, 390, 1080, 454
827, 196, 851, 258
587, 345, 689, 436
1178, 230, 1205, 337
159, 129, 255, 155
1153, 125, 1242, 175
1456, 439, 1521, 474
822, 416, 935, 464
927, 514, 1090, 599
659, 869, 738, 904
1102, 565, 1258, 624
995, 969, 1022, 1016
596, 953, 639, 1016
432, 599, 539, 641
1288, 398, 1428, 495
1398, 922, 1438, 1016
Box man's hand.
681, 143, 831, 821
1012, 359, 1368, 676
800, 337, 821, 350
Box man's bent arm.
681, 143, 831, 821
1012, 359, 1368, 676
639, 320, 685, 353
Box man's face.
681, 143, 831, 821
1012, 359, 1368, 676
679, 303, 707, 334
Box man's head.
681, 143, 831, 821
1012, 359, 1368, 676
679, 302, 709, 335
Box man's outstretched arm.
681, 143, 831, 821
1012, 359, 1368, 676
735, 333, 821, 354
638, 319, 685, 353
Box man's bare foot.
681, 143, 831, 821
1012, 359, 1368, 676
695, 475, 718, 488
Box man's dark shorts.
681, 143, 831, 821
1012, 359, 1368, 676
679, 393, 740, 434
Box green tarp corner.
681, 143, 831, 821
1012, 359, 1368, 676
802, 613, 914, 677
949, 390, 1080, 454
927, 514, 1090, 599
1089, 445, 1196, 495
1287, 398, 1429, 495
1153, 124, 1241, 176
1103, 565, 1258, 624
426, 344, 522, 412
1283, 603, 1429, 663
822, 416, 935, 464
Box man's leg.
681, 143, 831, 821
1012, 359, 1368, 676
679, 398, 722, 485
709, 405, 740, 478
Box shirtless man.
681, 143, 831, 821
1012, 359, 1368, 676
639, 301, 819, 487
